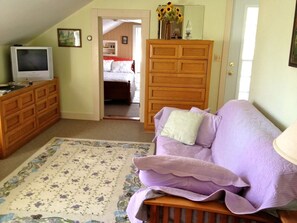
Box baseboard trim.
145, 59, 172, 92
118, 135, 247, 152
61, 112, 99, 121
103, 116, 140, 121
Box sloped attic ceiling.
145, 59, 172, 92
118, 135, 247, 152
102, 19, 141, 35
0, 0, 93, 45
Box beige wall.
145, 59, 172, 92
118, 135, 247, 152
0, 45, 12, 83
103, 23, 136, 59
25, 0, 227, 120
249, 0, 297, 129
1, 0, 296, 129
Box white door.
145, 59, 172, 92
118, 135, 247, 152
222, 0, 259, 103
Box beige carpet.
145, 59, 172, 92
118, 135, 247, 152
0, 119, 154, 182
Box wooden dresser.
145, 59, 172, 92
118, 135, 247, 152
0, 78, 60, 158
144, 39, 213, 131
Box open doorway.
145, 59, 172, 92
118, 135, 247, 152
102, 19, 142, 120
91, 9, 150, 122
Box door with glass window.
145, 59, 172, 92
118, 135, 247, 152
223, 0, 259, 103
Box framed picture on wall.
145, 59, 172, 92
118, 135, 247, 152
289, 1, 297, 67
57, 28, 82, 47
122, 36, 128, 44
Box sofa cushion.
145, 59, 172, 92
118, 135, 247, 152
156, 136, 213, 162
190, 107, 222, 147
160, 110, 204, 145
134, 155, 249, 195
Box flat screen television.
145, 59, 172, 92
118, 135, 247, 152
10, 46, 54, 82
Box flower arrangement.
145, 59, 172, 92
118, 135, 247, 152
156, 2, 183, 24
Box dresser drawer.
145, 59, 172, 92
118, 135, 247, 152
37, 105, 59, 128
22, 105, 35, 122
48, 94, 58, 107
4, 112, 21, 133
20, 91, 34, 108
35, 86, 48, 101
36, 99, 47, 114
148, 100, 205, 113
48, 82, 58, 95
2, 96, 21, 116
149, 59, 178, 73
5, 119, 36, 148
149, 44, 178, 58
146, 100, 205, 131
178, 60, 208, 74
149, 87, 205, 102
149, 73, 206, 88
178, 44, 210, 59
3, 105, 35, 133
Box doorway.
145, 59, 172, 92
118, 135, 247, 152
218, 0, 259, 107
102, 19, 142, 120
91, 9, 150, 122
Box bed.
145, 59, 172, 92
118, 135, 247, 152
103, 56, 136, 104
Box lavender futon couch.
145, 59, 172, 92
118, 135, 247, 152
127, 100, 297, 222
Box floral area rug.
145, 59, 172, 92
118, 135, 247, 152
0, 137, 154, 223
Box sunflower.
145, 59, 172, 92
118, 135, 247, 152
166, 6, 172, 13
177, 13, 183, 23
156, 2, 183, 24
167, 2, 173, 7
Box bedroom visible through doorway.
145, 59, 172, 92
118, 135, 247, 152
102, 19, 142, 120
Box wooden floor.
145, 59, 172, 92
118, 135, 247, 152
104, 102, 140, 120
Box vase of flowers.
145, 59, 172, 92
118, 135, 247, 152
156, 2, 183, 40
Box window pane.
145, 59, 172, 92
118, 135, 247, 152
240, 61, 252, 77
242, 7, 259, 60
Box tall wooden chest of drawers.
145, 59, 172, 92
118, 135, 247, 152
144, 39, 213, 131
0, 79, 60, 158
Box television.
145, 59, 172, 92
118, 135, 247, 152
10, 46, 54, 82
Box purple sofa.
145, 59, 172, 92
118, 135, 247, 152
127, 100, 297, 222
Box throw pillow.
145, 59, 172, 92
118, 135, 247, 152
134, 155, 249, 195
190, 107, 222, 148
103, 60, 113, 72
161, 110, 204, 145
111, 61, 133, 73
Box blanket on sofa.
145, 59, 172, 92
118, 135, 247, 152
127, 100, 297, 222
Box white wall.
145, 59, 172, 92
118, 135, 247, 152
249, 0, 297, 129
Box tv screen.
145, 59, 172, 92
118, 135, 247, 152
17, 49, 48, 71
11, 46, 53, 82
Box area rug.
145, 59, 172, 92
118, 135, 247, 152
0, 137, 155, 223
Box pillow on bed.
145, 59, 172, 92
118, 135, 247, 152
111, 60, 133, 73
134, 155, 249, 195
103, 60, 113, 72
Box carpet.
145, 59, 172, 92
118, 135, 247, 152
0, 137, 155, 223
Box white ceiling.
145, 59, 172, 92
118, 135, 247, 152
0, 0, 93, 45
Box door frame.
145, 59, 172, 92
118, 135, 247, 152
217, 0, 235, 108
91, 9, 150, 121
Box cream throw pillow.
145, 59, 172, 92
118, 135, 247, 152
161, 110, 204, 145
